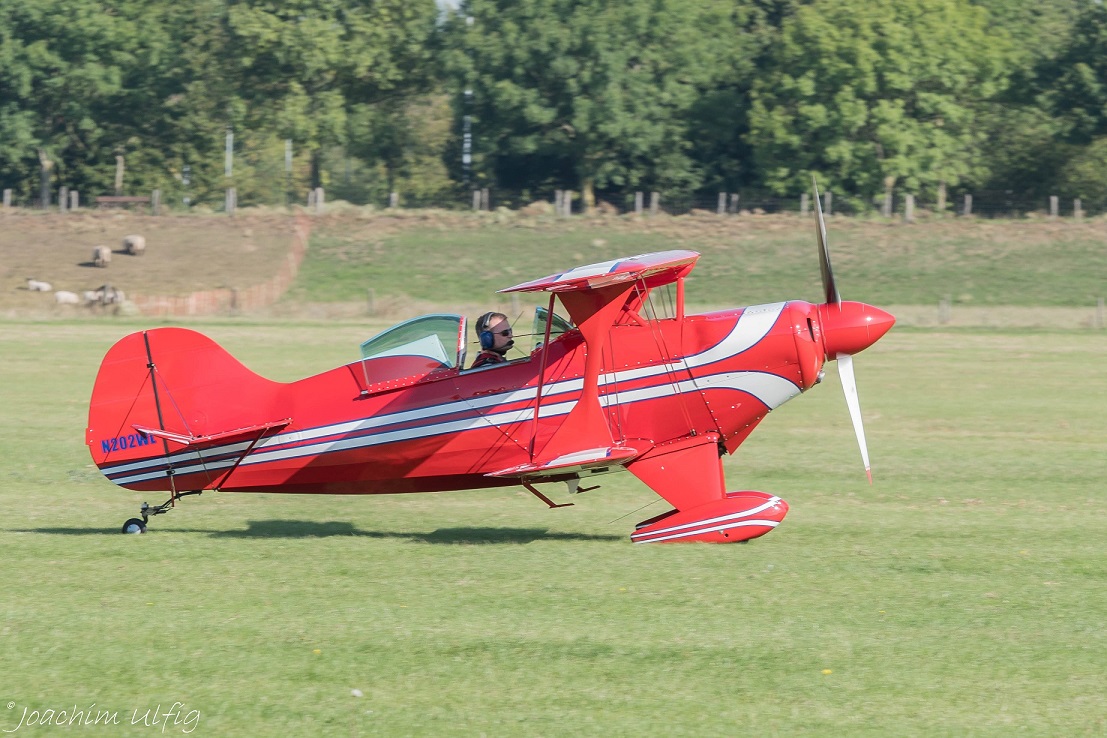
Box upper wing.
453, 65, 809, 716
500, 250, 698, 293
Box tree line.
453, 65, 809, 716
1, 0, 1105, 212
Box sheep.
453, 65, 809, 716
54, 290, 80, 305
122, 234, 146, 255
26, 278, 52, 292
92, 284, 124, 305
92, 245, 111, 268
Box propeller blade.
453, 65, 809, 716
836, 352, 872, 483
812, 176, 840, 305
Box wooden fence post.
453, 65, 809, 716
634, 191, 643, 216
904, 194, 915, 223
367, 288, 376, 316
649, 191, 659, 216
823, 191, 832, 216
937, 182, 947, 213
882, 192, 892, 218
563, 190, 572, 216
58, 186, 68, 213
939, 295, 951, 325
800, 192, 809, 217
314, 187, 325, 214
730, 193, 739, 214
70, 190, 78, 210
1049, 195, 1058, 219
152, 189, 161, 215
389, 192, 398, 208
1075, 198, 1083, 219
963, 194, 973, 216
481, 188, 490, 211
2, 189, 10, 208
473, 190, 481, 211
717, 192, 726, 215
225, 187, 236, 216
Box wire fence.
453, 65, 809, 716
2, 183, 1101, 220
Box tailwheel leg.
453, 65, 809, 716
120, 490, 204, 534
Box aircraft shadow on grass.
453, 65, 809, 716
17, 520, 622, 544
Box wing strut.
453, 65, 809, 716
528, 293, 558, 460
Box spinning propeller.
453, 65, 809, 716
811, 177, 895, 482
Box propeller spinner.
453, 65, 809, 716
811, 177, 895, 481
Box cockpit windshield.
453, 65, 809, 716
532, 306, 574, 350
360, 314, 466, 369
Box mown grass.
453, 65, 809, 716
289, 214, 1107, 310
1, 320, 1104, 736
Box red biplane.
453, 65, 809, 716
87, 186, 893, 542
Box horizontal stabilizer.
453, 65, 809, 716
132, 419, 291, 449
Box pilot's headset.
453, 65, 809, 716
477, 312, 498, 351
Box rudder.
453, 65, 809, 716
87, 328, 283, 491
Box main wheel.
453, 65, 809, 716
121, 518, 147, 534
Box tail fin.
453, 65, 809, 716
87, 328, 283, 491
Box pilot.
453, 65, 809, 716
470, 312, 514, 368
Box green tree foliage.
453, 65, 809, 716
226, 0, 439, 191
1039, 2, 1107, 145
0, 0, 1103, 210
342, 93, 456, 206
748, 0, 1010, 204
1059, 136, 1107, 210
683, 2, 789, 193
0, 0, 149, 200
965, 1, 1081, 200
447, 0, 745, 207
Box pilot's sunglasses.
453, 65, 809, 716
494, 329, 512, 336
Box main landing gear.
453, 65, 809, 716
120, 490, 204, 534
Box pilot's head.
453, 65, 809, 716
477, 312, 513, 354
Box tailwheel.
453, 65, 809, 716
119, 489, 204, 534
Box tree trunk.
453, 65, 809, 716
115, 155, 125, 195
581, 177, 596, 215
38, 149, 53, 209
882, 175, 896, 218
310, 150, 325, 191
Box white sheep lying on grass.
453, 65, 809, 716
54, 290, 80, 305
27, 278, 52, 292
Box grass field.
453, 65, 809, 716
1, 319, 1104, 736
1, 211, 1105, 735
